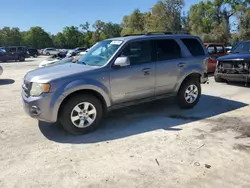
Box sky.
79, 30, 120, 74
0, 0, 201, 34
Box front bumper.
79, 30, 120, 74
22, 91, 58, 123
215, 72, 250, 82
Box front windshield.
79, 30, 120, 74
232, 41, 250, 54
78, 40, 123, 66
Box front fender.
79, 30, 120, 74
51, 78, 111, 120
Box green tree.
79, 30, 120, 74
148, 0, 184, 32
23, 27, 53, 48
239, 8, 250, 40
0, 27, 22, 46
103, 22, 122, 38
121, 9, 146, 35
62, 26, 83, 48
53, 32, 66, 48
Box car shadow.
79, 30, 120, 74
0, 79, 15, 85
226, 81, 250, 88
38, 94, 248, 144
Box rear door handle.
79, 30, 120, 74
142, 68, 151, 75
178, 63, 186, 68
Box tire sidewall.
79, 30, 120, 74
18, 56, 25, 62
59, 95, 103, 135
177, 80, 201, 109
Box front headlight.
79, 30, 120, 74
30, 83, 50, 96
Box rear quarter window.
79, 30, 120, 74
181, 38, 205, 56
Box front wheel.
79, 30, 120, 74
46, 52, 50, 56
59, 94, 103, 135
177, 79, 201, 109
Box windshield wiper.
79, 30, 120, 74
75, 60, 88, 65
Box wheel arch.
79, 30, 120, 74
176, 72, 202, 93
57, 88, 110, 120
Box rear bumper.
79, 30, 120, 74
215, 72, 250, 82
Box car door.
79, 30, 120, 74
153, 39, 184, 95
110, 40, 156, 104
10, 47, 19, 60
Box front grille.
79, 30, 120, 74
218, 60, 250, 74
22, 80, 31, 97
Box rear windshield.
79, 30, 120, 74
232, 41, 250, 53
181, 38, 205, 56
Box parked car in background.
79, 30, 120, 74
66, 47, 87, 57
225, 46, 232, 53
39, 51, 78, 68
0, 46, 26, 62
38, 49, 44, 55
215, 40, 250, 84
28, 48, 39, 57
43, 48, 58, 56
22, 33, 208, 135
39, 56, 74, 68
205, 43, 227, 73
0, 64, 3, 75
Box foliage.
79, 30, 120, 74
1, 0, 250, 48
22, 27, 53, 48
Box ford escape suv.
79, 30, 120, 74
22, 33, 209, 135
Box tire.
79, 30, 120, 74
59, 94, 103, 135
177, 79, 201, 109
18, 56, 25, 62
46, 52, 50, 56
214, 75, 225, 83
33, 54, 38, 58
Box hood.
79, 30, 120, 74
217, 53, 250, 61
25, 63, 98, 83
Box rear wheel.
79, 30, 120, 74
33, 54, 38, 58
177, 79, 201, 109
18, 56, 25, 62
59, 94, 103, 135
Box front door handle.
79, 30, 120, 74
142, 68, 151, 75
178, 63, 186, 68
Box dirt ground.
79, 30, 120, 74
0, 57, 250, 188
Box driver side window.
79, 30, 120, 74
120, 41, 152, 65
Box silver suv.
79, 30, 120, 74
22, 33, 209, 134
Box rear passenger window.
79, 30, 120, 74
207, 46, 216, 54
216, 46, 224, 53
154, 39, 182, 61
181, 38, 205, 56
9, 48, 17, 53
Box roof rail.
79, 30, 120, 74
145, 31, 189, 35
122, 31, 189, 37
123, 33, 144, 37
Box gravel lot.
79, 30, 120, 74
0, 57, 250, 188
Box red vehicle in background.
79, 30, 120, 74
205, 43, 227, 73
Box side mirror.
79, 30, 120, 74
114, 56, 130, 67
